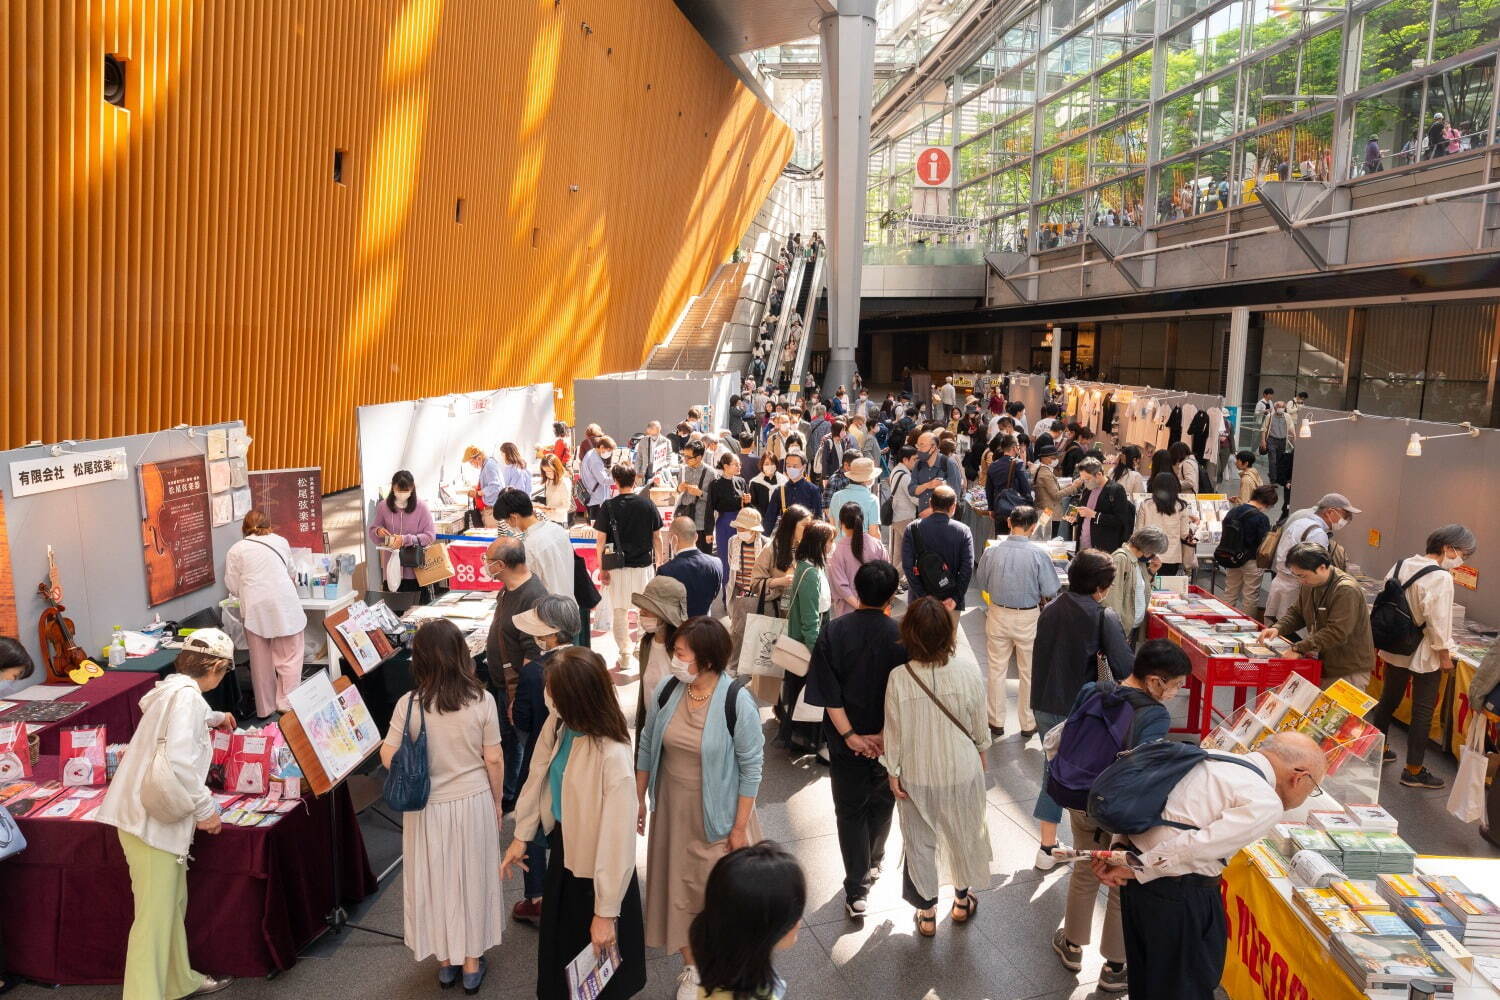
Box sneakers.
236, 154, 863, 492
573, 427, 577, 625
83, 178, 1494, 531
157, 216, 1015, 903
1098, 962, 1129, 992
1051, 929, 1082, 971
846, 896, 868, 919
1035, 844, 1060, 871
674, 965, 701, 1000
1400, 767, 1445, 789
511, 898, 542, 925
1382, 748, 1397, 764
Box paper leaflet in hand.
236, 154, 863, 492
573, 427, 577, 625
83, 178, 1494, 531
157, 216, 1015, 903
1046, 847, 1145, 870
60, 725, 107, 786
0, 722, 30, 780
566, 940, 622, 1000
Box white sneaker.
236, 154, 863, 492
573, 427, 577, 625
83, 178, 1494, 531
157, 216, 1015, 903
1034, 845, 1060, 871
675, 964, 700, 1000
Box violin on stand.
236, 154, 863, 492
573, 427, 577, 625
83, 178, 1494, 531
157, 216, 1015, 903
36, 546, 102, 685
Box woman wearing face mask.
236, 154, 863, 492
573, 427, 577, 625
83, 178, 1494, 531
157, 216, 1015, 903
380, 619, 506, 993
628, 576, 689, 738
580, 436, 618, 519
503, 648, 647, 1000
635, 617, 765, 1000
1031, 436, 1064, 531
1133, 473, 1198, 577
1369, 524, 1478, 791
707, 453, 749, 579
1168, 441, 1201, 494
828, 502, 886, 618
368, 470, 438, 598
1110, 445, 1146, 495
779, 520, 837, 755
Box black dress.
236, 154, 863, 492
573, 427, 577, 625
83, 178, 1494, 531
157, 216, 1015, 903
537, 826, 647, 1000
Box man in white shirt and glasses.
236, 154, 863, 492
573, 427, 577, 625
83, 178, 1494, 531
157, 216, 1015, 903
1093, 731, 1326, 999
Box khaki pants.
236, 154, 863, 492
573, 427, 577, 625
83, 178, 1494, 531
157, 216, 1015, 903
1221, 565, 1261, 616
984, 604, 1039, 731
889, 518, 912, 582
119, 830, 206, 1000
1063, 809, 1125, 964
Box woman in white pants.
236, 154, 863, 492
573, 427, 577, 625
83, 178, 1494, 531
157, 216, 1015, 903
224, 510, 307, 719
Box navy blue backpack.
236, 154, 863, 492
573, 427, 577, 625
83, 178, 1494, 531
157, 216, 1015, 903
1086, 740, 1264, 836
383, 695, 430, 812
1046, 684, 1160, 811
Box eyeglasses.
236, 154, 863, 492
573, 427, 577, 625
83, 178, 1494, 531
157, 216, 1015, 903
1295, 768, 1325, 797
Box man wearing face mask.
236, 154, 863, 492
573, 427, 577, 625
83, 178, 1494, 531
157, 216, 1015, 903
1065, 458, 1135, 555
907, 432, 962, 516
767, 452, 821, 532
1258, 542, 1375, 690
508, 594, 583, 924
579, 434, 617, 519
483, 538, 549, 812
1259, 399, 1293, 487
635, 420, 668, 488
1263, 493, 1359, 621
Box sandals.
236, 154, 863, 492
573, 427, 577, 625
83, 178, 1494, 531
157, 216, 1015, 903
951, 892, 978, 924
914, 909, 937, 937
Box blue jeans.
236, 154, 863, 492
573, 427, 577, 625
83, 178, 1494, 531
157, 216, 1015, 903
523, 830, 548, 900
1032, 708, 1067, 825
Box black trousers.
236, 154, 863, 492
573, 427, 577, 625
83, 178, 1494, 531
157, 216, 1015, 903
1121, 874, 1226, 1000
1370, 664, 1443, 769
829, 753, 895, 902
537, 826, 646, 1000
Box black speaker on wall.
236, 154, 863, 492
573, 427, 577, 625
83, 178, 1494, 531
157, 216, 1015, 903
104, 54, 126, 107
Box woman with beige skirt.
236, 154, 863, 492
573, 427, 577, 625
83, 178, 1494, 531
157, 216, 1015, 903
636, 618, 765, 1000
380, 619, 505, 993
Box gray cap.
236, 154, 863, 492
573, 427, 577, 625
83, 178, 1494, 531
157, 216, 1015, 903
1315, 493, 1362, 516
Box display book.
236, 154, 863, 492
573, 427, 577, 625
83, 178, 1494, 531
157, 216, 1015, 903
401, 590, 497, 657
0, 719, 305, 827
1202, 675, 1386, 806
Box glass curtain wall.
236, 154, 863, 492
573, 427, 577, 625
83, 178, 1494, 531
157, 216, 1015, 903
864, 0, 1500, 249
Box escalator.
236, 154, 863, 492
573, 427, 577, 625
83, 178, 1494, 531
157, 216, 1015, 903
763, 252, 807, 386
769, 247, 822, 392
784, 249, 826, 395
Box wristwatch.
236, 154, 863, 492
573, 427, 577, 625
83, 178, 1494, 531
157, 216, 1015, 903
838, 729, 854, 740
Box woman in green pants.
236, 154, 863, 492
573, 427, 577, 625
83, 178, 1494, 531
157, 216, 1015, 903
96, 629, 239, 999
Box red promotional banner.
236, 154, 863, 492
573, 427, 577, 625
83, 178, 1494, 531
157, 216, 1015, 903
447, 542, 502, 591
248, 468, 324, 552
139, 456, 216, 606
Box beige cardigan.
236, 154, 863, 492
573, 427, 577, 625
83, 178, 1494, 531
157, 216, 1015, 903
512, 718, 638, 918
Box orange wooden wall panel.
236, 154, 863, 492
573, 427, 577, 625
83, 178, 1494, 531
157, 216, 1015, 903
3, 0, 793, 490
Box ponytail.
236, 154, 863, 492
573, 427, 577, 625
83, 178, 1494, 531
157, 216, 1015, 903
839, 502, 866, 563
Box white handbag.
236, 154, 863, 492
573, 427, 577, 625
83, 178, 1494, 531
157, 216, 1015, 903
139, 691, 198, 824
771, 634, 811, 677
737, 582, 787, 678
1446, 718, 1488, 825
0, 803, 26, 861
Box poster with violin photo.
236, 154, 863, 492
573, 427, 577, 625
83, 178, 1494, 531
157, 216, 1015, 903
139, 455, 216, 606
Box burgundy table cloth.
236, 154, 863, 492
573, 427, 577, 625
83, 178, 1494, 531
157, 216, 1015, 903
2, 756, 378, 984
23, 671, 156, 755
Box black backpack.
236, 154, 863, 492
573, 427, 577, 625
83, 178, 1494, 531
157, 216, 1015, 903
657, 675, 749, 735
1087, 739, 1266, 836
1213, 507, 1252, 569
1369, 560, 1443, 655
909, 519, 959, 600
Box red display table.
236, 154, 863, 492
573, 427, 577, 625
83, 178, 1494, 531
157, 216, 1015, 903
1, 755, 377, 985
1143, 585, 1244, 641
16, 672, 156, 755
1157, 617, 1322, 738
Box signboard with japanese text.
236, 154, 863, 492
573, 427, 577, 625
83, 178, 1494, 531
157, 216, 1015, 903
249, 468, 325, 552
9, 448, 127, 498
138, 455, 215, 606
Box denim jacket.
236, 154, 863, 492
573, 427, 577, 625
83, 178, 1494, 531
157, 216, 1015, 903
636, 672, 765, 842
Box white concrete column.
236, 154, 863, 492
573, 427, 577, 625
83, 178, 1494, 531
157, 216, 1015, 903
819, 0, 877, 394
1050, 330, 1062, 383
1225, 306, 1250, 407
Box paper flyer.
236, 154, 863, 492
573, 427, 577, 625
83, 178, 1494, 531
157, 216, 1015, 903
286, 673, 381, 784
206, 428, 228, 461
565, 940, 621, 1000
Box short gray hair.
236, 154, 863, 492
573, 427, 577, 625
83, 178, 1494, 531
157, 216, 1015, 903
670, 516, 698, 541
533, 594, 581, 639
1427, 523, 1477, 557
1076, 458, 1103, 477
1130, 527, 1170, 557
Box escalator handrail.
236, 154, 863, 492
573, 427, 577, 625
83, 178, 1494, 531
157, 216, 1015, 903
786, 251, 827, 391
764, 252, 807, 382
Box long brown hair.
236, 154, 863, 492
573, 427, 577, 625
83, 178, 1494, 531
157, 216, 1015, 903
546, 648, 630, 744
410, 619, 485, 712
500, 441, 526, 468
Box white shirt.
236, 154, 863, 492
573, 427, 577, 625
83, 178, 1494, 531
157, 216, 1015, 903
523, 519, 575, 598
1128, 752, 1285, 882
1378, 555, 1454, 674
941, 383, 957, 406
1272, 511, 1330, 583
224, 533, 307, 638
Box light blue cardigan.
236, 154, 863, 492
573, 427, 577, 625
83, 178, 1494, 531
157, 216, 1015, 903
636, 672, 764, 842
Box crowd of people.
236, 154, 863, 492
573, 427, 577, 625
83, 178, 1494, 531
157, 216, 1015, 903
64, 369, 1492, 1000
